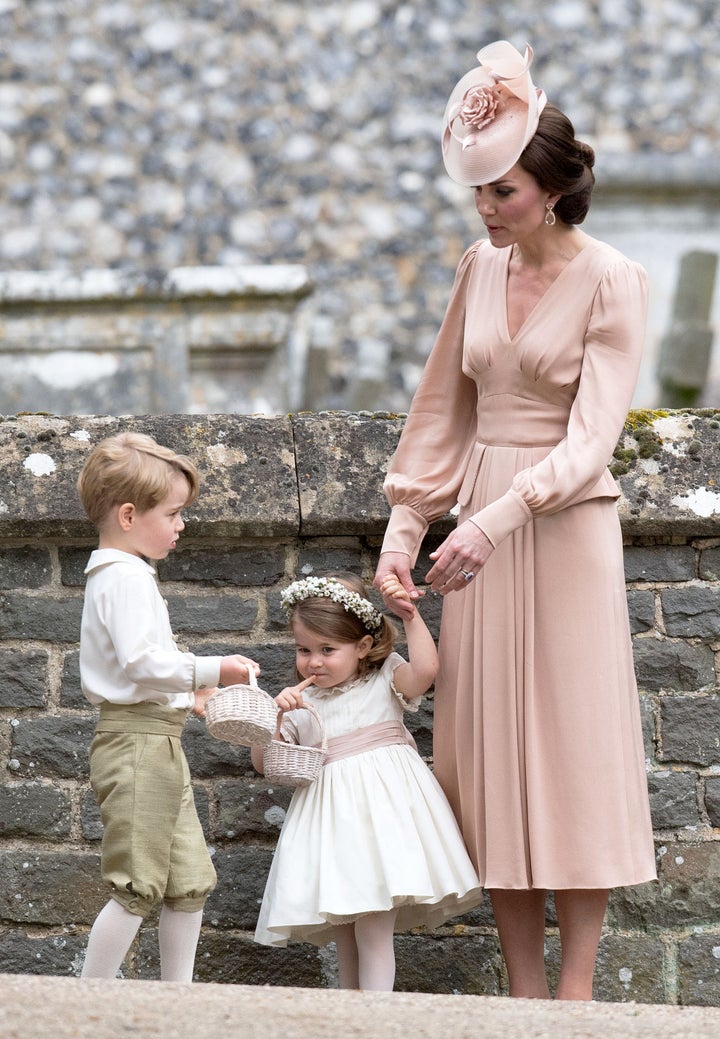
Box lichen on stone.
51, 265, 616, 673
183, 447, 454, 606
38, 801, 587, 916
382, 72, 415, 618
622, 409, 671, 463
624, 409, 671, 433
610, 446, 639, 478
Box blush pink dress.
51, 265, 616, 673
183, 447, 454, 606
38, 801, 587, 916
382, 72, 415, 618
381, 237, 657, 890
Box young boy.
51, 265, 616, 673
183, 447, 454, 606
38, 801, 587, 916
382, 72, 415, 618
77, 431, 259, 981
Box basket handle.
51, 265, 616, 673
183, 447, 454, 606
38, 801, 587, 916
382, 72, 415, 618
300, 702, 328, 752
274, 700, 327, 751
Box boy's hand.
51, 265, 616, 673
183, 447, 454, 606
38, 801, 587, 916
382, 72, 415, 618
275, 676, 314, 714
219, 655, 261, 687
192, 687, 218, 718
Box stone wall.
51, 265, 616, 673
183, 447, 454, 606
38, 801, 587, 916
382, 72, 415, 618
0, 265, 312, 415
1, 1, 719, 412
1, 409, 720, 1003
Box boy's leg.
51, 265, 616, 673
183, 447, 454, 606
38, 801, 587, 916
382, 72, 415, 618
81, 899, 142, 978
90, 731, 185, 918
160, 748, 216, 980
158, 906, 204, 982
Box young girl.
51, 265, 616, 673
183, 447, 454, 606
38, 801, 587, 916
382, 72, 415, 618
252, 572, 482, 991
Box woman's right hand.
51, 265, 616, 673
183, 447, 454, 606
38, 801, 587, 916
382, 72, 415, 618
374, 551, 420, 620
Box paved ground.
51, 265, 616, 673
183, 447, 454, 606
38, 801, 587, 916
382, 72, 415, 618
3, 974, 720, 1039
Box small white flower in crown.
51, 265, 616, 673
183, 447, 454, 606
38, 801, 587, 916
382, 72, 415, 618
280, 577, 384, 634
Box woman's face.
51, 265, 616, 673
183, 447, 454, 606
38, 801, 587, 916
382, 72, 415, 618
473, 163, 555, 248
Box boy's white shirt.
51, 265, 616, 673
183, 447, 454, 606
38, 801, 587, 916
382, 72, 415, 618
80, 548, 222, 708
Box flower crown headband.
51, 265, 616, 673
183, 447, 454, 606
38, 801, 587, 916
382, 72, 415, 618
280, 577, 384, 636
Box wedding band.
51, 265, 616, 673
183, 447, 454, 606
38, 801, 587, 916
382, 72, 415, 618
460, 569, 475, 582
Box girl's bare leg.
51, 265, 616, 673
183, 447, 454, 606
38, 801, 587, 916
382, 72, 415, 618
489, 889, 551, 999
554, 888, 609, 1001
354, 909, 399, 992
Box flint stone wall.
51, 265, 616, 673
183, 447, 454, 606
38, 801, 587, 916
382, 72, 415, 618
2, 408, 720, 1003
2, 1, 719, 412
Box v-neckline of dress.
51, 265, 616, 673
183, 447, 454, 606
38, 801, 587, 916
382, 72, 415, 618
501, 239, 599, 343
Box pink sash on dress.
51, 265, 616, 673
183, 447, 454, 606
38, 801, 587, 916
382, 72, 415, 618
324, 719, 417, 764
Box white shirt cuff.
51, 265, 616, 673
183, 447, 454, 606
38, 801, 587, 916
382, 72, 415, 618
194, 656, 223, 690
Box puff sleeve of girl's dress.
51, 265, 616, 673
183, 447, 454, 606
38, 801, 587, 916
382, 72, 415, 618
470, 256, 648, 548
380, 242, 482, 563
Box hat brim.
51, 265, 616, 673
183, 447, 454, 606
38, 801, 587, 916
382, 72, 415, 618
441, 42, 543, 186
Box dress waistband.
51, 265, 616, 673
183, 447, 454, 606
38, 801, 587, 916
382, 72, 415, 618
474, 391, 571, 446
95, 701, 189, 736
324, 719, 417, 764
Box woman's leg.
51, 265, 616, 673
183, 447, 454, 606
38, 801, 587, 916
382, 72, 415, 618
333, 923, 360, 989
354, 909, 399, 992
158, 905, 204, 982
81, 899, 143, 978
553, 888, 609, 1001
489, 889, 551, 998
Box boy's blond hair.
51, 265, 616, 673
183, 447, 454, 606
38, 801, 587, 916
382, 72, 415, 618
77, 432, 200, 529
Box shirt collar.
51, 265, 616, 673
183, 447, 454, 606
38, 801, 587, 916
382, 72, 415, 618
84, 548, 156, 576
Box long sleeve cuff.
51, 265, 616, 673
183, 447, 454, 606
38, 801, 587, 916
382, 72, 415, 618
469, 488, 532, 548
194, 656, 223, 690
380, 504, 430, 566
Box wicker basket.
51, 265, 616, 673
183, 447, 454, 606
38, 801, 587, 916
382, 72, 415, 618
263, 703, 327, 788
205, 670, 278, 747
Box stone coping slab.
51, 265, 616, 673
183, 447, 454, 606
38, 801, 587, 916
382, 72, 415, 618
3, 975, 720, 1039
293, 410, 404, 536
0, 265, 312, 305
0, 410, 719, 540
0, 413, 298, 538
614, 410, 720, 536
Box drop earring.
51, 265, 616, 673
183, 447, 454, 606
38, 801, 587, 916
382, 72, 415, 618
545, 202, 556, 226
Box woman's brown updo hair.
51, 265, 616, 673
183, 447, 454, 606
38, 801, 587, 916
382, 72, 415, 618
519, 103, 595, 225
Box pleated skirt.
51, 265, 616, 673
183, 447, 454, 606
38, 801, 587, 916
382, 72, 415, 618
433, 443, 657, 890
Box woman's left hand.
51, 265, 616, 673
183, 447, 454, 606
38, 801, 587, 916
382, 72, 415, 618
424, 520, 494, 594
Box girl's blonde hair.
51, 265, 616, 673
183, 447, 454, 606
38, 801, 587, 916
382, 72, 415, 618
77, 431, 199, 529
287, 571, 397, 679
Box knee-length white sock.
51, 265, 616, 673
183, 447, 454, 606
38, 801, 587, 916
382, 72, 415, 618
81, 899, 142, 978
333, 922, 360, 989
354, 910, 398, 992
158, 905, 204, 982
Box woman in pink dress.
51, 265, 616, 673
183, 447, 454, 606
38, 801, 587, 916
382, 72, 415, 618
374, 40, 656, 1001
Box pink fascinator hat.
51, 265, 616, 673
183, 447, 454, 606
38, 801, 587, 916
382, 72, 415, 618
441, 40, 547, 186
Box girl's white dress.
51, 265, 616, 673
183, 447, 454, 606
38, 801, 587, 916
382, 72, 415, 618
254, 653, 483, 947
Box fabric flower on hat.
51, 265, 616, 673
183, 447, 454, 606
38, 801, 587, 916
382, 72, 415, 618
454, 85, 502, 150
441, 40, 547, 186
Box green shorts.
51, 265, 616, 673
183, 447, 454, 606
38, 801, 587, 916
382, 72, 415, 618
89, 702, 217, 918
